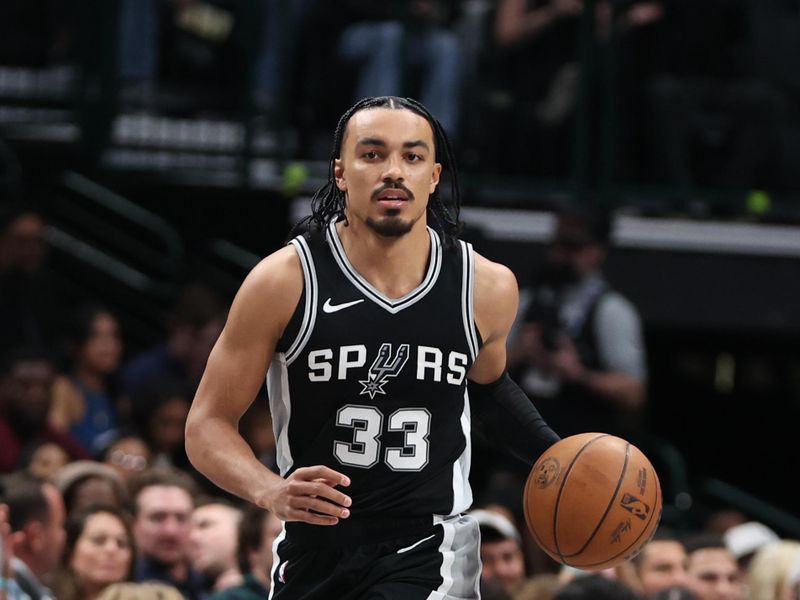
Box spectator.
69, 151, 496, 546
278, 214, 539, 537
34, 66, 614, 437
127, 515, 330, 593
746, 539, 800, 600
554, 573, 643, 600
508, 207, 646, 438
471, 508, 527, 597
0, 346, 89, 473
188, 499, 243, 594
97, 582, 185, 600
129, 468, 204, 600
130, 380, 192, 472
302, 1, 463, 135
209, 504, 283, 599
0, 207, 63, 357
20, 441, 70, 482
51, 504, 133, 600
121, 282, 225, 400
1, 472, 66, 600
513, 573, 563, 600
722, 520, 779, 575
703, 509, 747, 537
651, 588, 699, 600
629, 527, 689, 597
788, 554, 800, 600
684, 534, 743, 600
117, 0, 288, 113
489, 0, 583, 177
339, 1, 463, 133
488, 0, 663, 177
481, 578, 514, 600
49, 304, 124, 455
0, 501, 29, 600
100, 433, 153, 484
54, 460, 128, 514
644, 0, 786, 195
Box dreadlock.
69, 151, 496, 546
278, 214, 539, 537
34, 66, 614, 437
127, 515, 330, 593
291, 96, 462, 247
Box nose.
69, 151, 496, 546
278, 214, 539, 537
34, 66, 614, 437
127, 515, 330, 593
162, 515, 184, 536
671, 570, 688, 588
381, 155, 404, 182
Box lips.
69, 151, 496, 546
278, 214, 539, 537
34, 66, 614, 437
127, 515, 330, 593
377, 189, 409, 201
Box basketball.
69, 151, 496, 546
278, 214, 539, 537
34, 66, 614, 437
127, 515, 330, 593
523, 433, 662, 571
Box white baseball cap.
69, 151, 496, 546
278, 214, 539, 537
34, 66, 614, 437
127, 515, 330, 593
723, 521, 779, 559
469, 509, 521, 543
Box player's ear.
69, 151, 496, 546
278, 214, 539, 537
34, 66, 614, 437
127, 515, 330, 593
429, 162, 442, 193
334, 159, 347, 191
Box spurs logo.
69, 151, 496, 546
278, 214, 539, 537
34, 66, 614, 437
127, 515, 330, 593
359, 343, 410, 399
620, 493, 650, 520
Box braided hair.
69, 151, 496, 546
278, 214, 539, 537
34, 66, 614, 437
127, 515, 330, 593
292, 96, 462, 246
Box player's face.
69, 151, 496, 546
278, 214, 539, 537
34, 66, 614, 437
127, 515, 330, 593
334, 108, 442, 238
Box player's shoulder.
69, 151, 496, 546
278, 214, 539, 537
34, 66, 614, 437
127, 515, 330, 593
471, 251, 519, 334
221, 243, 305, 341
233, 243, 303, 315
472, 250, 519, 298
246, 243, 302, 288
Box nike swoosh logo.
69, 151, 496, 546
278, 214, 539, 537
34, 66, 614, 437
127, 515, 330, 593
322, 298, 365, 313
397, 534, 436, 554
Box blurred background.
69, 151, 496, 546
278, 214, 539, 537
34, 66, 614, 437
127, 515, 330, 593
1, 0, 799, 564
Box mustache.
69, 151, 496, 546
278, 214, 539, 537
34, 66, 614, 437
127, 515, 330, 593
371, 181, 414, 201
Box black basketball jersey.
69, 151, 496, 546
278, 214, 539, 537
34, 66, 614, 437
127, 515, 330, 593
267, 222, 481, 519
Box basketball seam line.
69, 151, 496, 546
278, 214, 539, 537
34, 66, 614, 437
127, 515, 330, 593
552, 433, 609, 563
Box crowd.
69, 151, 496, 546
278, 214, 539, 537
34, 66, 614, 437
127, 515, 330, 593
2, 198, 799, 600
1, 2, 799, 596
3, 0, 800, 191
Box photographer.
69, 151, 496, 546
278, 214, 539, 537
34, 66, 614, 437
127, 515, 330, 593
508, 208, 647, 438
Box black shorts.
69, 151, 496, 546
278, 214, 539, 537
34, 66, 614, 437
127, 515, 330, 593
269, 514, 481, 600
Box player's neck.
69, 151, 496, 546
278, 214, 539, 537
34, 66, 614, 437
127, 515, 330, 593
336, 219, 431, 299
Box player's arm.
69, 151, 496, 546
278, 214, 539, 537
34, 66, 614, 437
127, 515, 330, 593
468, 253, 560, 465
185, 246, 351, 526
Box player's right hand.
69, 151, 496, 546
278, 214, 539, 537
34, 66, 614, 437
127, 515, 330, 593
258, 465, 352, 526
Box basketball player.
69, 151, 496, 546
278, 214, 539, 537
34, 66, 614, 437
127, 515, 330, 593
185, 96, 560, 599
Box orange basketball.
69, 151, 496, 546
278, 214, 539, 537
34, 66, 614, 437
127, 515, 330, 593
523, 433, 662, 571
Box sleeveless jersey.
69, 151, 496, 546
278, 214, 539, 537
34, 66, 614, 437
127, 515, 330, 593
266, 222, 481, 519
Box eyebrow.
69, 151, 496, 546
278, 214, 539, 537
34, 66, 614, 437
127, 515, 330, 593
356, 137, 430, 152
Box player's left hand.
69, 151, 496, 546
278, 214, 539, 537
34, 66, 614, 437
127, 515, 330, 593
257, 465, 352, 526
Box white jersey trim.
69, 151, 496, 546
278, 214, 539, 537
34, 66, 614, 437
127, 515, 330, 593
326, 221, 442, 314
460, 241, 480, 361
429, 515, 481, 599
267, 353, 294, 476
451, 388, 473, 515
267, 525, 287, 600
285, 236, 318, 366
